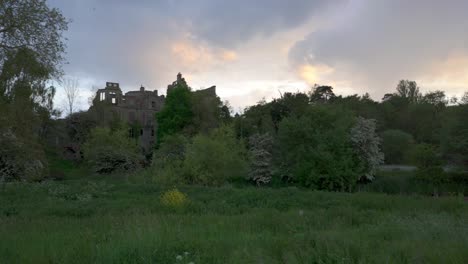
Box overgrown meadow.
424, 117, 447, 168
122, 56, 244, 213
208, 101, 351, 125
1, 174, 467, 264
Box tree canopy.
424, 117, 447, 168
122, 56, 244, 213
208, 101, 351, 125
0, 0, 68, 77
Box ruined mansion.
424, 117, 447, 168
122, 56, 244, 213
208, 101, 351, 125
90, 73, 216, 152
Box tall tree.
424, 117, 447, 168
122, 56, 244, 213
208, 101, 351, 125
0, 0, 68, 76
309, 84, 336, 103
156, 74, 193, 144
396, 80, 421, 103
0, 0, 68, 181
61, 78, 79, 116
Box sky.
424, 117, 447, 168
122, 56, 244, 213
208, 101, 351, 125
48, 0, 468, 113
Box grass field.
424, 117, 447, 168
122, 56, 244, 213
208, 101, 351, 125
1, 175, 467, 264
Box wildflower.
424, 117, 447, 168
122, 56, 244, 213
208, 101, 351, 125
184, 251, 189, 256
299, 210, 304, 216
176, 255, 183, 261
161, 188, 188, 208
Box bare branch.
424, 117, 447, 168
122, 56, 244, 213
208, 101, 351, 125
61, 77, 80, 116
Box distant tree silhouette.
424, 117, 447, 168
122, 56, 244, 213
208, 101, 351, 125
396, 80, 421, 103
309, 85, 336, 103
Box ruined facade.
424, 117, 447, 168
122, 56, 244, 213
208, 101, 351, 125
91, 82, 165, 152
90, 73, 217, 152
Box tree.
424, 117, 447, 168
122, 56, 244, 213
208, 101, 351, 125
236, 99, 275, 139
309, 84, 336, 103
0, 0, 68, 76
410, 144, 445, 196
421, 90, 447, 107
270, 92, 309, 132
396, 80, 421, 103
61, 78, 79, 116
410, 144, 442, 169
332, 94, 382, 121
191, 87, 227, 134
440, 105, 468, 166
156, 74, 193, 144
0, 0, 67, 181
460, 92, 468, 105
381, 130, 414, 164
350, 117, 384, 181
276, 106, 362, 191
248, 133, 273, 185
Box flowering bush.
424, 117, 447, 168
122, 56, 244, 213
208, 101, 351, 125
160, 188, 188, 208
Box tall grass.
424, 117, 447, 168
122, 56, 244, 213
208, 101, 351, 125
1, 179, 467, 263
360, 170, 468, 195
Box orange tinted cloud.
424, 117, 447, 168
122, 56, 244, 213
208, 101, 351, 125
221, 50, 238, 61
420, 52, 468, 94
298, 64, 334, 85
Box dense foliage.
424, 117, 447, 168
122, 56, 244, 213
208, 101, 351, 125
151, 126, 248, 186
156, 83, 193, 144
381, 129, 414, 164
0, 0, 68, 181
83, 126, 143, 173
276, 106, 363, 191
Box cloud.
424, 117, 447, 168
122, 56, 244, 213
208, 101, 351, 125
172, 0, 342, 47
47, 0, 468, 113
46, 0, 334, 102
298, 64, 334, 85
289, 0, 468, 98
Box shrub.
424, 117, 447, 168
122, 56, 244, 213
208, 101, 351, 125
160, 188, 188, 208
183, 126, 248, 186
0, 128, 48, 182
83, 126, 143, 174
151, 126, 248, 186
151, 134, 189, 185
415, 166, 446, 196
410, 144, 446, 196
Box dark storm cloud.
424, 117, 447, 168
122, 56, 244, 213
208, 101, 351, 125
172, 0, 342, 47
289, 0, 468, 97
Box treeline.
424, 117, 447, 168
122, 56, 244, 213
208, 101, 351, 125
1, 0, 467, 193
237, 81, 468, 166
128, 78, 467, 191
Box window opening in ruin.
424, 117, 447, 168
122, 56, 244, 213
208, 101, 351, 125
100, 92, 105, 101
151, 101, 155, 108
140, 129, 143, 136
111, 98, 116, 104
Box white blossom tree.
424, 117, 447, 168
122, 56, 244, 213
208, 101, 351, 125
350, 117, 384, 181
248, 133, 273, 185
